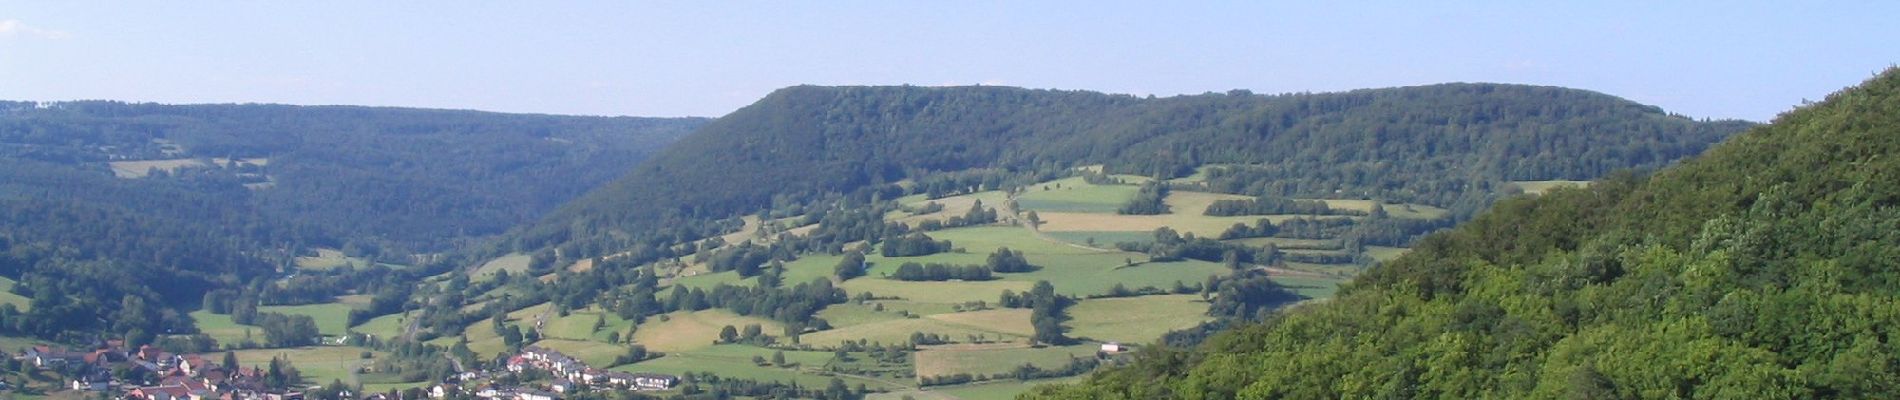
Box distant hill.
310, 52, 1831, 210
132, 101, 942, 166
0, 101, 701, 337
523, 83, 1751, 263
1024, 70, 1900, 398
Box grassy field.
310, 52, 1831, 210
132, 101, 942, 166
426, 303, 544, 357
818, 303, 907, 329
916, 377, 1085, 400
1268, 274, 1348, 298
0, 335, 49, 353
540, 307, 636, 343
1065, 295, 1212, 344
190, 310, 257, 346
926, 309, 1035, 337
0, 277, 32, 311
350, 312, 409, 339
632, 310, 783, 353
1000, 257, 1229, 298
1510, 180, 1592, 195
801, 318, 1022, 348
1223, 237, 1338, 249
1016, 177, 1140, 213
1365, 246, 1411, 263
913, 344, 1097, 379
1041, 230, 1156, 247
892, 191, 1009, 228
529, 339, 625, 367
257, 303, 356, 336
231, 346, 380, 387
471, 254, 532, 283
618, 345, 901, 390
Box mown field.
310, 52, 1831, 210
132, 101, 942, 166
257, 303, 356, 337
1065, 295, 1214, 344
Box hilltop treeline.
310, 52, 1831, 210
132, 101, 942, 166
524, 82, 1750, 266
1026, 70, 1900, 398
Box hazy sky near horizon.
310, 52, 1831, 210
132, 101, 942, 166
2, 2, 1894, 121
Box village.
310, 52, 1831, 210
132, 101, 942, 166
8, 340, 677, 400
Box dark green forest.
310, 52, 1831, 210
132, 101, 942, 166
0, 101, 701, 340
524, 83, 1751, 267
1024, 70, 1900, 399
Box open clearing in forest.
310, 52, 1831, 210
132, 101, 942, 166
1016, 177, 1141, 213
257, 303, 356, 336
1066, 295, 1214, 344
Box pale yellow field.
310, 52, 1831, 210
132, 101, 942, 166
1164, 191, 1253, 214
632, 310, 783, 352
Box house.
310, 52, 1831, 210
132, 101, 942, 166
549, 379, 576, 394
1100, 342, 1125, 353
516, 389, 559, 400
431, 384, 460, 399
25, 345, 85, 367
129, 384, 195, 400
605, 372, 676, 391
69, 375, 109, 391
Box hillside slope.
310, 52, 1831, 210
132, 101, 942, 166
525, 84, 1751, 260
0, 102, 701, 338
1024, 70, 1900, 399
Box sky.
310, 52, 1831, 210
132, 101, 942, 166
2, 2, 1895, 121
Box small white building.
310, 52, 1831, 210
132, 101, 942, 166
1100, 342, 1125, 353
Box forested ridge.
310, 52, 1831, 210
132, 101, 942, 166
525, 83, 1750, 264
0, 101, 701, 340
1023, 70, 1900, 399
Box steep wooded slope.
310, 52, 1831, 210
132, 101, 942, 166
1024, 70, 1900, 399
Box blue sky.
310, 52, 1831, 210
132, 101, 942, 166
2, 2, 1894, 121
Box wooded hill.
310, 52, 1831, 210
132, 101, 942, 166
0, 102, 700, 339
1024, 70, 1900, 399
521, 83, 1751, 264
